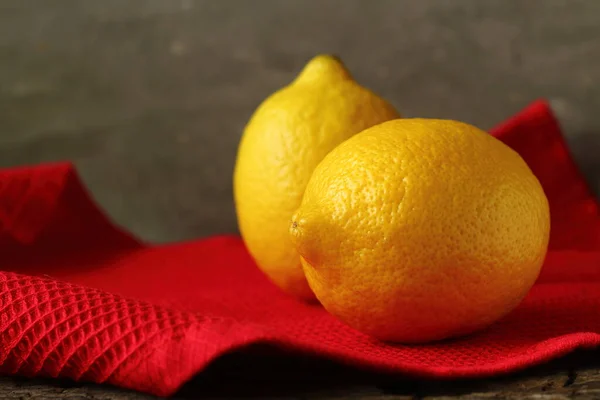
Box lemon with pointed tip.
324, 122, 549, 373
234, 55, 400, 301
290, 118, 550, 341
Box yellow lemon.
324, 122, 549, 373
290, 118, 550, 341
234, 55, 400, 301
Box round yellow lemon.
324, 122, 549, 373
290, 118, 550, 342
233, 55, 400, 300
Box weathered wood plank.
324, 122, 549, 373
0, 350, 599, 399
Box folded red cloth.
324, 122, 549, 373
1, 100, 598, 397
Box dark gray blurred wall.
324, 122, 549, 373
0, 0, 598, 243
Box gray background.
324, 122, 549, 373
1, 0, 598, 244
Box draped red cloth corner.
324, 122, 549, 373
1, 100, 599, 397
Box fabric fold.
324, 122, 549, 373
0, 100, 598, 397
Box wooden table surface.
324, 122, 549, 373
1, 1, 599, 398
1, 349, 600, 399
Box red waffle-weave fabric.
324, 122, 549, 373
1, 100, 599, 397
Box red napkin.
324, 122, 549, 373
1, 100, 599, 397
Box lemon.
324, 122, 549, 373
233, 55, 400, 300
290, 118, 550, 342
